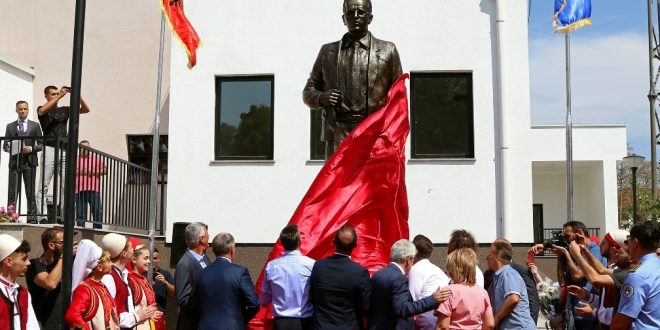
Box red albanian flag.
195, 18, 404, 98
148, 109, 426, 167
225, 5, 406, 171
161, 0, 200, 68
247, 73, 411, 330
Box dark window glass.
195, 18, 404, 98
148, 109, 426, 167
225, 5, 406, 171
214, 76, 274, 160
410, 72, 474, 158
310, 109, 325, 160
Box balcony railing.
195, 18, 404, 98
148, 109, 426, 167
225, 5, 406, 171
0, 136, 165, 233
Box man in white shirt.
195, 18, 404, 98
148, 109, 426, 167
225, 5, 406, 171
408, 234, 450, 330
0, 234, 39, 330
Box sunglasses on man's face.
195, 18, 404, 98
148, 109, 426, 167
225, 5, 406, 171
344, 9, 369, 18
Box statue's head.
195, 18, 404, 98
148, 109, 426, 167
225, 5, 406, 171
342, 0, 373, 36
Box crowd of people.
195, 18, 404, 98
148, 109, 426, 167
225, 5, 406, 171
0, 220, 658, 330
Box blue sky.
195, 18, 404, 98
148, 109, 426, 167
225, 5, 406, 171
528, 1, 651, 157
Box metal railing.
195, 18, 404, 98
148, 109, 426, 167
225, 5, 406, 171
542, 227, 601, 241
0, 136, 165, 233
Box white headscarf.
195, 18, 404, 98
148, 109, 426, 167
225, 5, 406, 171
71, 239, 102, 291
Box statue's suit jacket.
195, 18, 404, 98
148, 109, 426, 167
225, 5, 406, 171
303, 32, 403, 142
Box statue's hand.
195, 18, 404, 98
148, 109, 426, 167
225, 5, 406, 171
319, 89, 342, 107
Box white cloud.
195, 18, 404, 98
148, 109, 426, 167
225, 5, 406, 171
529, 33, 651, 155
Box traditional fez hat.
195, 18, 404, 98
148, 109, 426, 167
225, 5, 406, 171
129, 237, 145, 251
603, 229, 629, 250
101, 233, 128, 258
0, 234, 21, 261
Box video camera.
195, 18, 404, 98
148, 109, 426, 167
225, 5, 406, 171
543, 230, 568, 249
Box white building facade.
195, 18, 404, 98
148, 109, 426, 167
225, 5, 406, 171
166, 0, 538, 244
166, 1, 631, 247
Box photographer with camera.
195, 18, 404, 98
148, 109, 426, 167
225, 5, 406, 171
35, 85, 91, 223
529, 220, 607, 330
566, 230, 631, 328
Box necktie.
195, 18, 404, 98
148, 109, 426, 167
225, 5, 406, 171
19, 121, 25, 133
346, 42, 360, 106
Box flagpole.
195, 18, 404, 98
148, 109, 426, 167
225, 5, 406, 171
61, 0, 86, 325
648, 0, 657, 199
147, 12, 166, 284
565, 32, 574, 222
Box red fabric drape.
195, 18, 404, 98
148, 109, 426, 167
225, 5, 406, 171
247, 74, 411, 330
161, 0, 200, 68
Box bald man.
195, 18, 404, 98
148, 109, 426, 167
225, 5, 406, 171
309, 225, 372, 329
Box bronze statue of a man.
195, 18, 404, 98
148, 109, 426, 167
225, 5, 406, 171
303, 0, 403, 159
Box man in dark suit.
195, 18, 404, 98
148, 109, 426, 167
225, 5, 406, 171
310, 224, 372, 329
174, 222, 211, 330
368, 239, 449, 330
303, 0, 403, 158
195, 232, 259, 330
3, 101, 42, 222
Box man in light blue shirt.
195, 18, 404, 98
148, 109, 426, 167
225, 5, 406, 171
261, 224, 315, 330
487, 239, 536, 330
611, 220, 660, 330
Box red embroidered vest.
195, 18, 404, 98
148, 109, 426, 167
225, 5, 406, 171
0, 285, 29, 330
127, 272, 166, 330
110, 266, 131, 314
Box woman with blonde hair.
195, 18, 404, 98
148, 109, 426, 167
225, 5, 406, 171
435, 248, 494, 330
127, 238, 165, 330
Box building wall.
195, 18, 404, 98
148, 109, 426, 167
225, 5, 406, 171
0, 1, 171, 158
0, 59, 34, 215
167, 0, 533, 243
531, 125, 627, 234
533, 162, 604, 229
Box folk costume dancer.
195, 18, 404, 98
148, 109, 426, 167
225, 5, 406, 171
127, 238, 164, 330
66, 239, 119, 330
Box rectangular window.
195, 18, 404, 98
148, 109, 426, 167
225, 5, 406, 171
310, 109, 325, 160
214, 76, 274, 160
410, 72, 474, 159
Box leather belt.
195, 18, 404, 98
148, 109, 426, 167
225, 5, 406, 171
335, 112, 367, 123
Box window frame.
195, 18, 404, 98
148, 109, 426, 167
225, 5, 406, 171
410, 71, 475, 159
214, 75, 275, 161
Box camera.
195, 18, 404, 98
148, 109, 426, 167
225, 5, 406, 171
543, 230, 568, 249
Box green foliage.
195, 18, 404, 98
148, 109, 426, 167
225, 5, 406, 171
617, 161, 660, 228
218, 104, 272, 158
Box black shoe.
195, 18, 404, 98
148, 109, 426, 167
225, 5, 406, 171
27, 217, 38, 224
